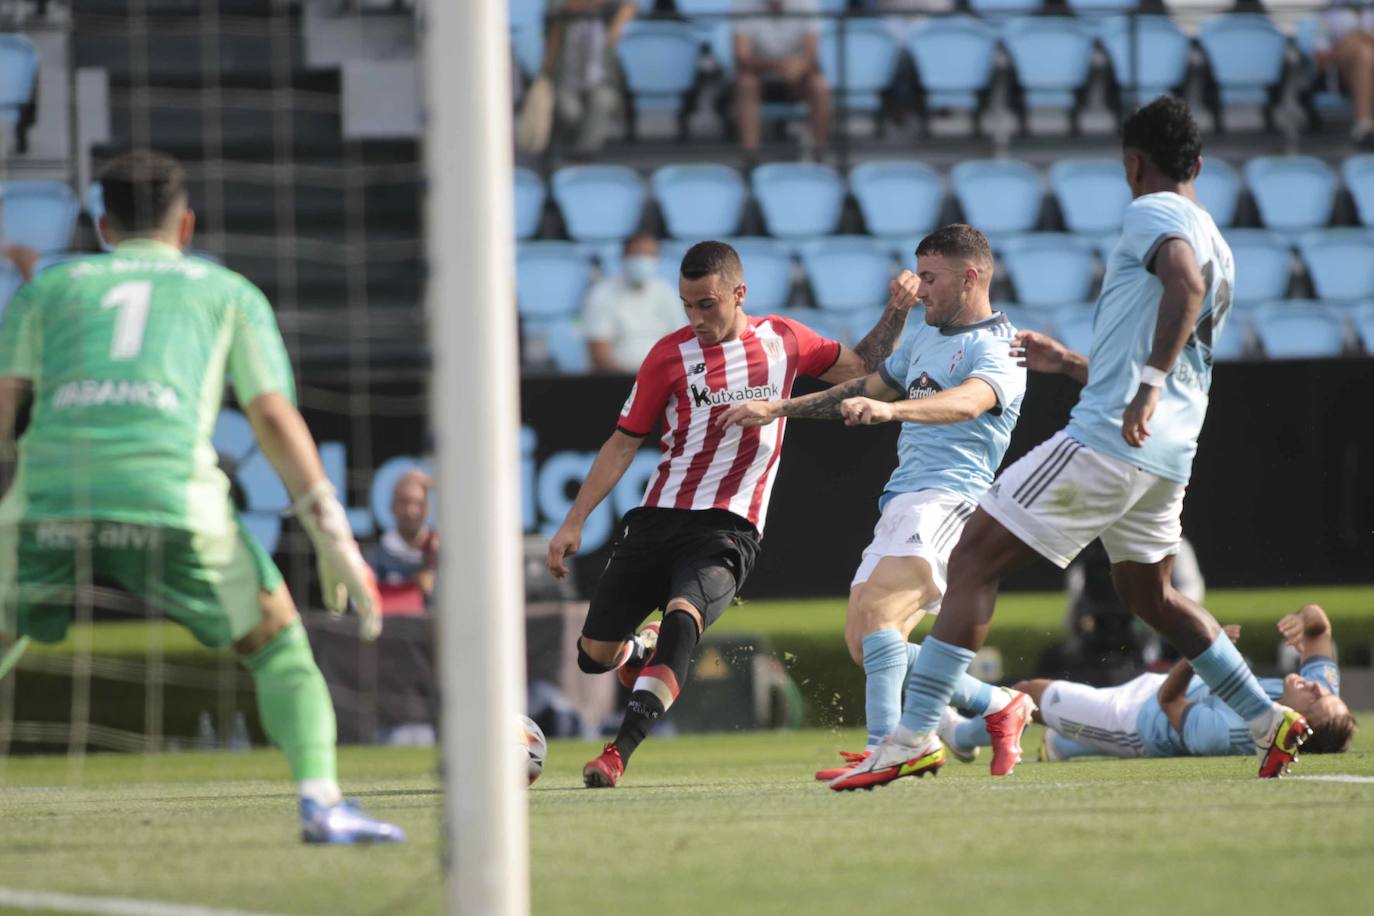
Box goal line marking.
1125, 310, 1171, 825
0, 887, 282, 916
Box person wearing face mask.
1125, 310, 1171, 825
583, 233, 685, 373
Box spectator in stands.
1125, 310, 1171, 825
734, 0, 832, 164
2, 242, 39, 282
535, 0, 639, 156
371, 469, 438, 615
583, 232, 683, 372
1314, 3, 1374, 149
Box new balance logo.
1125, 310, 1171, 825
690, 382, 781, 408
689, 363, 706, 376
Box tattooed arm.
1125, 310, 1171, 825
717, 372, 902, 428
817, 270, 921, 382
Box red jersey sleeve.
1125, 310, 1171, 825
616, 340, 678, 437
776, 315, 842, 378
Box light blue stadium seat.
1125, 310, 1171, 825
950, 159, 1042, 234
967, 0, 1043, 16
516, 242, 592, 320
617, 21, 701, 116
514, 167, 545, 240
1252, 303, 1348, 358
849, 161, 943, 239
1352, 302, 1374, 353
1049, 160, 1132, 235
1243, 156, 1337, 232
907, 17, 998, 117
800, 236, 895, 312
1194, 159, 1241, 228
786, 307, 852, 346
1211, 312, 1250, 361
1343, 155, 1374, 228
652, 237, 694, 286
1001, 233, 1099, 307
1294, 15, 1351, 118
510, 25, 544, 80
1003, 17, 1095, 113
727, 236, 795, 313
652, 164, 747, 240
1052, 307, 1096, 356
0, 260, 23, 319
1297, 229, 1374, 301
1, 181, 80, 253
1099, 16, 1190, 108
551, 165, 646, 243
538, 317, 591, 375
818, 19, 901, 114
999, 302, 1061, 335
1224, 229, 1293, 304
1198, 15, 1286, 116
0, 34, 38, 128
751, 163, 845, 239
508, 0, 545, 32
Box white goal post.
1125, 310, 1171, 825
423, 1, 529, 914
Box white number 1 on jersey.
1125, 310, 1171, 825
101, 280, 153, 360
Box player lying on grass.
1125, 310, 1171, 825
719, 224, 1037, 781
833, 97, 1313, 791
547, 240, 917, 788
0, 150, 403, 844
941, 604, 1357, 763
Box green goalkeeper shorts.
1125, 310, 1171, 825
0, 516, 284, 648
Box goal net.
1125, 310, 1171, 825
0, 0, 434, 776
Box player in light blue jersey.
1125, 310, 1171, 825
833, 98, 1313, 791
942, 605, 1357, 763
720, 225, 1035, 781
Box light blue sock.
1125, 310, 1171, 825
1188, 630, 1272, 723
954, 715, 991, 749
1046, 732, 1097, 760
899, 637, 976, 735
906, 642, 994, 714
863, 631, 909, 747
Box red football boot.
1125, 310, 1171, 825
813, 749, 871, 781
1256, 706, 1312, 779
985, 690, 1036, 777
829, 735, 945, 791
582, 742, 625, 788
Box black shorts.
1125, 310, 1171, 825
580, 507, 761, 642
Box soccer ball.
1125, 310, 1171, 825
519, 714, 547, 785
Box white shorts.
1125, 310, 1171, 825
849, 489, 977, 614
980, 430, 1185, 569
1038, 673, 1167, 759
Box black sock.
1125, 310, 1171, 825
614, 611, 699, 763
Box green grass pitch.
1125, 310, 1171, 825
2, 724, 1373, 915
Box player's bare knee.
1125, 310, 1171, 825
577, 636, 625, 671
664, 598, 703, 635
233, 586, 299, 656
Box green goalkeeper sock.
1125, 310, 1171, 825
241, 621, 339, 793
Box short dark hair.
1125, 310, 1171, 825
680, 240, 742, 284
99, 150, 188, 233
1121, 96, 1201, 183
622, 231, 659, 255
914, 223, 992, 269
1305, 708, 1357, 754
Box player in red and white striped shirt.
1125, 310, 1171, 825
546, 240, 920, 787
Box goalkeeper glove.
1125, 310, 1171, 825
291, 480, 383, 640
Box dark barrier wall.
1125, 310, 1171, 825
517, 360, 1374, 598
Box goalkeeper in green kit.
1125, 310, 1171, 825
0, 150, 404, 845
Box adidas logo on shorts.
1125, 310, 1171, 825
906, 533, 923, 545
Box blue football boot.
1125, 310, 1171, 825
300, 798, 407, 845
